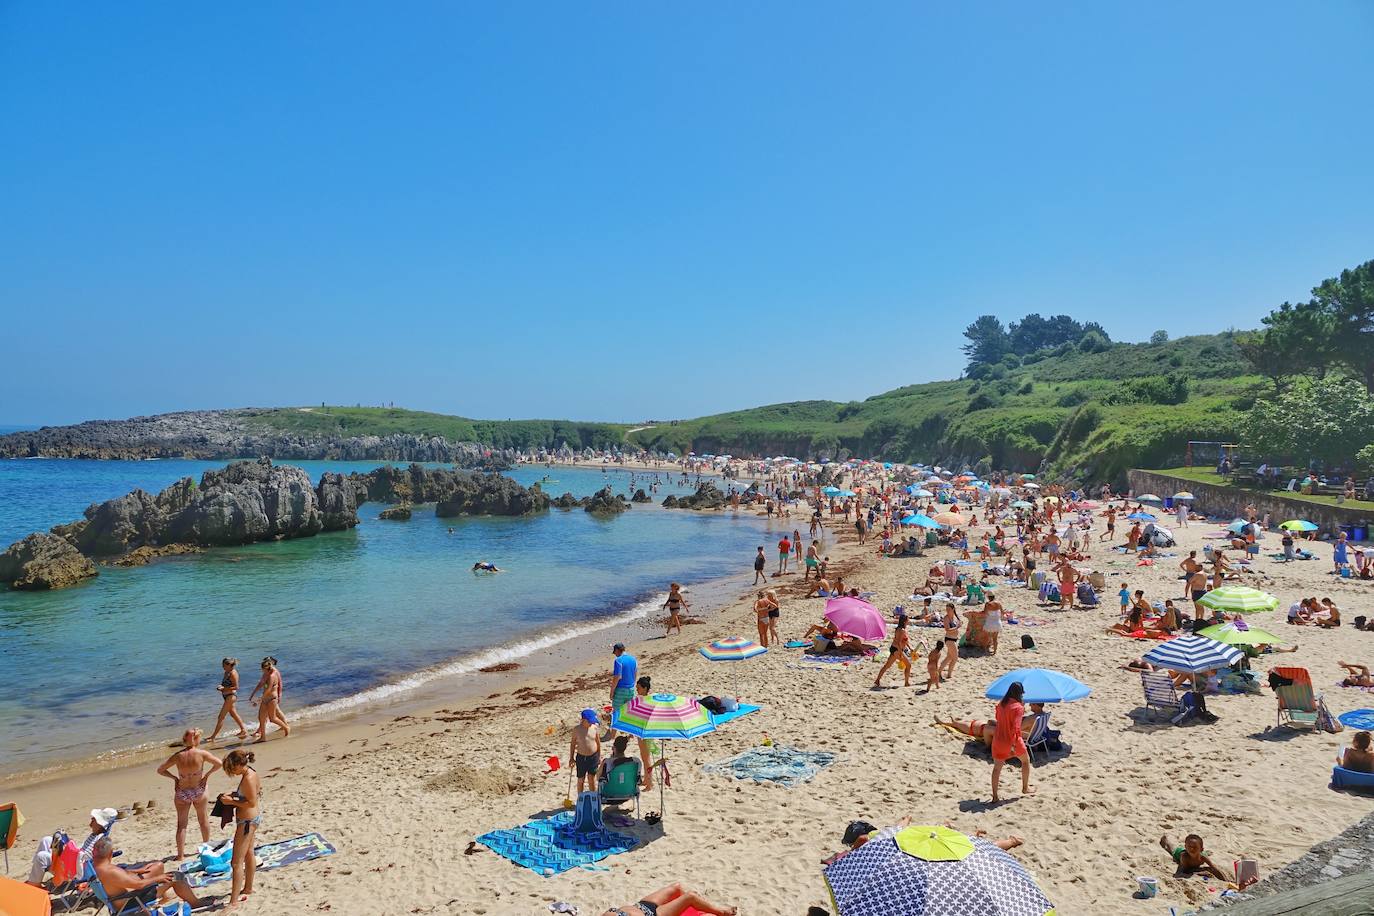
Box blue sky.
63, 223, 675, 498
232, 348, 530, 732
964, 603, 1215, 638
2, 3, 1371, 426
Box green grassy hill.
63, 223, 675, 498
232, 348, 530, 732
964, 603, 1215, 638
242, 406, 630, 451
628, 333, 1259, 482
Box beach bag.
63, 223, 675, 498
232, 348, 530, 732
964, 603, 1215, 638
1317, 699, 1343, 734
198, 841, 233, 875
1045, 584, 1061, 603
572, 790, 605, 834
1020, 634, 1036, 650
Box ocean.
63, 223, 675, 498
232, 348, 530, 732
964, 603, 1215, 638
0, 453, 770, 774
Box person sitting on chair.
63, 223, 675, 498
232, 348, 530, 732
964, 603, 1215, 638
91, 836, 207, 912
25, 808, 117, 888
598, 735, 636, 782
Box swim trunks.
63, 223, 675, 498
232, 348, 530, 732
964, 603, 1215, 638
575, 752, 601, 778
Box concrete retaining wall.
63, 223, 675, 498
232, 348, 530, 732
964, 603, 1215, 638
1128, 470, 1374, 538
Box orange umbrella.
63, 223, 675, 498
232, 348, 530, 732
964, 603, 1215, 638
0, 875, 51, 916
932, 512, 963, 526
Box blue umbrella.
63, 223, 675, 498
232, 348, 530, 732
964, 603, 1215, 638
1142, 635, 1242, 673
822, 486, 842, 496
901, 514, 942, 529
985, 668, 1091, 704
1226, 519, 1251, 534
1125, 512, 1156, 521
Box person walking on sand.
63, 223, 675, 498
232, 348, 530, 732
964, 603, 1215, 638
752, 546, 766, 585
923, 641, 942, 692
777, 534, 791, 574
991, 681, 1035, 803
156, 728, 222, 859
216, 749, 262, 910
804, 540, 821, 580
1099, 505, 1116, 542
793, 528, 803, 567
984, 596, 1003, 655
940, 603, 961, 681
662, 583, 688, 636
608, 643, 638, 730
873, 616, 913, 689
208, 657, 248, 741
248, 657, 290, 744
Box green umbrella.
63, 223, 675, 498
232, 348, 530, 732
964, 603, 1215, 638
1197, 622, 1283, 647
1279, 519, 1318, 532
1197, 586, 1280, 614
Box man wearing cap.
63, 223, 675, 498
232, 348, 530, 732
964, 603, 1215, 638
609, 643, 637, 726
25, 806, 118, 887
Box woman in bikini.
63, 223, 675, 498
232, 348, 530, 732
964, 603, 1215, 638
941, 603, 961, 681
873, 615, 913, 689
217, 749, 262, 910
765, 588, 781, 646
1340, 662, 1374, 687
249, 657, 290, 744
600, 883, 736, 916
208, 657, 248, 742
155, 728, 222, 859
753, 591, 775, 646
662, 583, 688, 637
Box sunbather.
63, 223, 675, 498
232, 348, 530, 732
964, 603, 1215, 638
91, 836, 207, 912
1338, 730, 1374, 773
1158, 833, 1229, 882
24, 807, 117, 888
601, 883, 737, 916
1340, 661, 1374, 687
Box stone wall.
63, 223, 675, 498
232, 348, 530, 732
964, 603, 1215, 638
1128, 470, 1374, 537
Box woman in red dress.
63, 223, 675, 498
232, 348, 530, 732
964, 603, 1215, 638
991, 680, 1035, 803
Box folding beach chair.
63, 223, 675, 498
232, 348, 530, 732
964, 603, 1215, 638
48, 832, 95, 913
1273, 666, 1318, 730
1141, 672, 1181, 721
0, 802, 20, 873
598, 760, 642, 820
87, 860, 191, 916
1025, 712, 1053, 762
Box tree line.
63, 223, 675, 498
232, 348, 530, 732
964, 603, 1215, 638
961, 313, 1112, 372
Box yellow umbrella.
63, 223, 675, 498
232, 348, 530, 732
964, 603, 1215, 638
895, 825, 975, 862
1041, 495, 1061, 504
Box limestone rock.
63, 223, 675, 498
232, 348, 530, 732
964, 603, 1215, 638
584, 486, 630, 516
669, 482, 727, 510
631, 488, 651, 503
109, 544, 204, 567
379, 504, 413, 521
0, 533, 98, 589
316, 472, 359, 532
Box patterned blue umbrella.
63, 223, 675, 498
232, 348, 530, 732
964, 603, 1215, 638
1141, 635, 1243, 674
824, 827, 1056, 915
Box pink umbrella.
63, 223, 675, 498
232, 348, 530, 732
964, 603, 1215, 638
823, 596, 886, 641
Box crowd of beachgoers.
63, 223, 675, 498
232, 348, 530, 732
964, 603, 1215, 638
7, 453, 1374, 915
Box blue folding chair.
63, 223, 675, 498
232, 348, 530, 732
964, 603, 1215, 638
86, 860, 192, 916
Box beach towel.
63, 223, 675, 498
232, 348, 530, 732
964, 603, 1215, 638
795, 652, 870, 669
710, 703, 760, 726
783, 640, 809, 648
1336, 682, 1374, 693
476, 811, 637, 876
702, 745, 837, 787
1338, 709, 1374, 730
177, 833, 336, 888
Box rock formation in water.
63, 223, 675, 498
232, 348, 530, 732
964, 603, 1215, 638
552, 492, 581, 510
584, 486, 630, 516
631, 488, 651, 503
351, 464, 549, 516
666, 482, 727, 510
379, 504, 413, 521
0, 533, 99, 589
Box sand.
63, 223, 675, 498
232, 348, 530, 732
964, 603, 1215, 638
5, 497, 1373, 915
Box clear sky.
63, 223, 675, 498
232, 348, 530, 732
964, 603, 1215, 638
3, 2, 1372, 426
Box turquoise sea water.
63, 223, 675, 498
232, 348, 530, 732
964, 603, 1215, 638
0, 456, 767, 773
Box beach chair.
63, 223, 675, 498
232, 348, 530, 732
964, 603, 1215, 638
1141, 672, 1181, 721
1025, 712, 1056, 762
1331, 765, 1374, 793
598, 760, 641, 819
48, 832, 95, 912
86, 859, 192, 916
0, 802, 19, 873
1273, 666, 1318, 730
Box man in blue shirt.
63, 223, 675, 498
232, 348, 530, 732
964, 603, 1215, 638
610, 643, 637, 722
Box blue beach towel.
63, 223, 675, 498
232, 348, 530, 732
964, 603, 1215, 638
1338, 709, 1374, 730
176, 833, 336, 888
702, 745, 838, 787
711, 703, 761, 725
476, 811, 637, 876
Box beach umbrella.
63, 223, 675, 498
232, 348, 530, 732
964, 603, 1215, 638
985, 668, 1092, 704
901, 513, 942, 529
823, 826, 1056, 916
908, 488, 934, 498
1137, 494, 1163, 504
931, 512, 963, 526
1197, 622, 1283, 648
699, 638, 766, 699
1011, 500, 1034, 510
992, 487, 1013, 496
612, 693, 717, 818
1141, 635, 1243, 674
824, 596, 886, 641
840, 490, 857, 498
0, 876, 50, 916
1041, 495, 1061, 504
1197, 585, 1280, 614
1173, 491, 1196, 501
1020, 473, 1036, 480
822, 486, 842, 496
1225, 519, 1251, 534
1125, 512, 1156, 521
1279, 519, 1318, 532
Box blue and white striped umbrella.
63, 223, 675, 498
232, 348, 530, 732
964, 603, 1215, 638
824, 827, 1056, 915
1141, 635, 1242, 674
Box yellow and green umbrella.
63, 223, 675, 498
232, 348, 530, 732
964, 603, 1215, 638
1197, 621, 1283, 647
1280, 520, 1318, 533
1197, 586, 1280, 614
895, 826, 975, 862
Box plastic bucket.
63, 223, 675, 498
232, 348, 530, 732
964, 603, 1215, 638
1136, 876, 1158, 898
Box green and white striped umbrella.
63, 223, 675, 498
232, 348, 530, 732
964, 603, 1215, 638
1197, 586, 1280, 614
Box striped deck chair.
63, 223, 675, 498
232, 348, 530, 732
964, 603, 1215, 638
1273, 666, 1318, 730
1025, 712, 1054, 762
1141, 672, 1181, 721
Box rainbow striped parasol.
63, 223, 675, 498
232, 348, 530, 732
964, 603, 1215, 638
611, 693, 716, 740
699, 637, 767, 662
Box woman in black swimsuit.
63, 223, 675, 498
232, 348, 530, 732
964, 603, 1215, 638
601, 883, 737, 916
941, 603, 962, 681
208, 658, 248, 741
663, 583, 688, 637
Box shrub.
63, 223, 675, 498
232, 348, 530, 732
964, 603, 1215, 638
967, 393, 1000, 412
1150, 330, 1169, 344
1018, 379, 1034, 395
1057, 388, 1091, 407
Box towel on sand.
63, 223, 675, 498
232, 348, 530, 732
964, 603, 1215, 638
703, 745, 837, 787
176, 833, 335, 888
711, 704, 761, 725
476, 812, 637, 876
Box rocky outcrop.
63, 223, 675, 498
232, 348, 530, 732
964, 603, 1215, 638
668, 482, 727, 510
351, 464, 549, 516
552, 492, 581, 510
0, 409, 521, 464
0, 533, 98, 589
631, 488, 651, 503
584, 486, 629, 516
109, 544, 204, 567
315, 473, 358, 532
379, 505, 412, 521
662, 495, 680, 508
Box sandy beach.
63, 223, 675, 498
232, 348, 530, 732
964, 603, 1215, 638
5, 498, 1372, 915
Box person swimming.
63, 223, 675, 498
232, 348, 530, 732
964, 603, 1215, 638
472, 561, 501, 572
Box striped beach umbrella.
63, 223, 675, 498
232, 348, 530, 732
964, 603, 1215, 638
1197, 586, 1280, 614
699, 637, 766, 661
1141, 635, 1243, 674
1173, 491, 1196, 500
824, 826, 1056, 915
931, 512, 963, 527
1197, 622, 1283, 648
612, 693, 717, 818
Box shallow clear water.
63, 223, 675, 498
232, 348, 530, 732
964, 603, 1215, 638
0, 458, 766, 772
